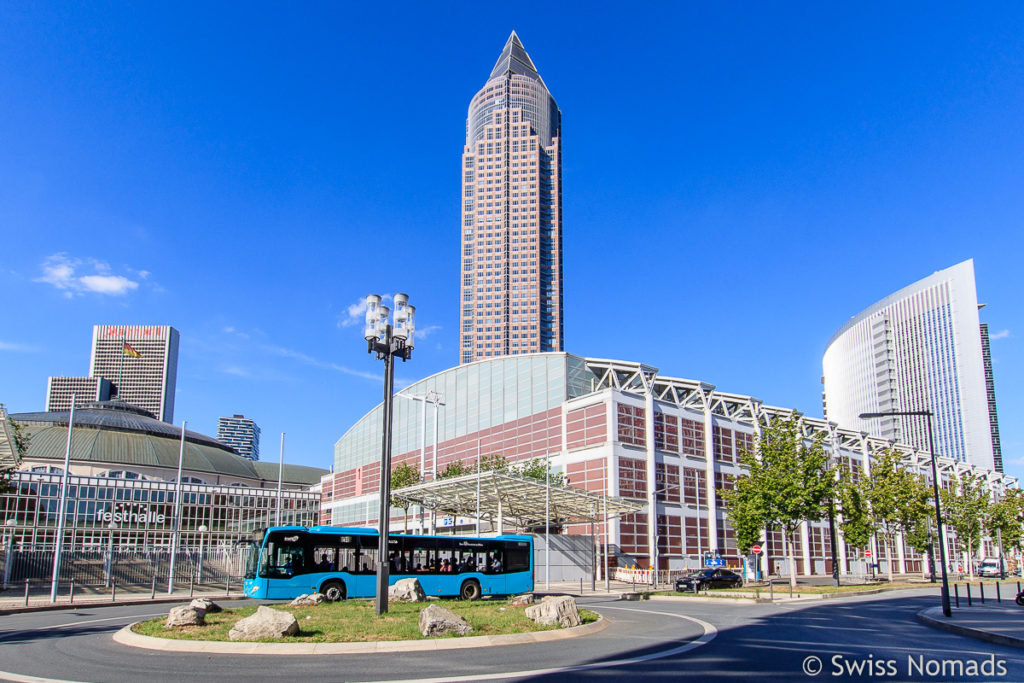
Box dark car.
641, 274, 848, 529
675, 568, 743, 591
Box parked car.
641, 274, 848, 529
978, 558, 1002, 578
675, 568, 743, 591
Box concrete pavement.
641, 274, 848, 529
917, 604, 1024, 649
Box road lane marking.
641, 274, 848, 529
353, 606, 716, 683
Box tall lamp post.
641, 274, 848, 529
364, 293, 415, 616
860, 410, 951, 618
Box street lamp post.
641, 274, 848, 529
364, 293, 415, 616
860, 410, 952, 618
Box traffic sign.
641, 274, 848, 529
864, 549, 872, 557
704, 557, 725, 568
751, 545, 762, 555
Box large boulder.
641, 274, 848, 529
510, 593, 535, 607
166, 605, 205, 627
190, 598, 222, 613
419, 604, 474, 637
290, 593, 326, 606
228, 605, 300, 641
525, 595, 581, 628
389, 578, 426, 603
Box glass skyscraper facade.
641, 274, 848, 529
823, 259, 999, 471
459, 32, 563, 364
217, 414, 261, 461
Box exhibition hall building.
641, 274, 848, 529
322, 352, 1013, 577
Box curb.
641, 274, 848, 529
113, 614, 610, 654
915, 606, 1024, 650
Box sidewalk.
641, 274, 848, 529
0, 582, 240, 614
917, 604, 1024, 649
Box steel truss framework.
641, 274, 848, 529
391, 470, 642, 530
581, 357, 1014, 493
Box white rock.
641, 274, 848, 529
190, 598, 222, 613
419, 604, 474, 637
290, 593, 326, 606
388, 577, 427, 603
166, 605, 205, 627
510, 593, 535, 607
228, 605, 300, 641
525, 595, 581, 628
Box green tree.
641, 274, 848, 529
389, 462, 420, 533
438, 459, 469, 480
863, 449, 932, 582
941, 472, 990, 579
721, 475, 765, 554
512, 458, 565, 486
476, 453, 509, 473
726, 416, 835, 589
837, 474, 873, 553
0, 413, 28, 494
988, 489, 1024, 563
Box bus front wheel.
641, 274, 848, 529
320, 580, 346, 602
460, 579, 481, 601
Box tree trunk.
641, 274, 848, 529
786, 530, 798, 589
886, 535, 894, 583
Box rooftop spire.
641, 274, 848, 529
488, 31, 546, 87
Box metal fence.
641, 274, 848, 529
1, 546, 251, 589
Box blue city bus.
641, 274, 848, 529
243, 526, 534, 601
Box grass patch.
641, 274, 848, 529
649, 582, 924, 598
133, 599, 599, 643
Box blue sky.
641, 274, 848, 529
1, 3, 1021, 479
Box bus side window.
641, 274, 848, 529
313, 546, 336, 572
358, 546, 379, 574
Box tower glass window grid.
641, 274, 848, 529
459, 32, 563, 364
216, 415, 262, 462
89, 325, 179, 422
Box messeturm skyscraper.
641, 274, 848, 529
459, 32, 563, 364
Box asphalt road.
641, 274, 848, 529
0, 589, 1021, 682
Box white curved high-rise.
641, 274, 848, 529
823, 259, 1001, 471
458, 32, 563, 364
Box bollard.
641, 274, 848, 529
24, 579, 29, 607
580, 577, 583, 595
769, 579, 774, 601
966, 583, 972, 607
997, 581, 1001, 603
954, 583, 960, 608
980, 583, 985, 604
69, 578, 75, 605
225, 574, 230, 597
111, 582, 116, 603
190, 573, 195, 598
151, 573, 157, 600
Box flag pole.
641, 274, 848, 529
118, 332, 125, 402
276, 433, 285, 526
167, 421, 186, 594
49, 395, 76, 603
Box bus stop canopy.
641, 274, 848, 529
391, 470, 643, 530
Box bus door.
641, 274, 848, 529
349, 536, 381, 597
261, 532, 309, 599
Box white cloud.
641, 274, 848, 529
262, 344, 381, 382
35, 253, 142, 297
78, 274, 138, 295
338, 294, 393, 328
989, 329, 1011, 340
416, 324, 441, 339
0, 341, 39, 352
